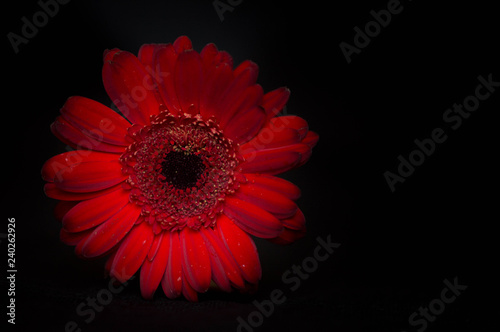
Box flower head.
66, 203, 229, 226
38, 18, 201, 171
42, 36, 318, 301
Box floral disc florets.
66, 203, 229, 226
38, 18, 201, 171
120, 112, 240, 232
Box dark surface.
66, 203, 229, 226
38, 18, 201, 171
3, 0, 498, 331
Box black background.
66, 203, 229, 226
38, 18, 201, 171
3, 0, 498, 331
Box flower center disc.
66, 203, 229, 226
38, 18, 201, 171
120, 112, 240, 231
161, 151, 205, 190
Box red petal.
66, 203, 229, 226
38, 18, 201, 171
180, 227, 211, 293
60, 228, 93, 246
53, 159, 126, 193
182, 270, 199, 302
240, 127, 302, 152
302, 130, 319, 148
161, 231, 183, 299
216, 66, 259, 127
214, 51, 233, 68
173, 36, 193, 53
281, 208, 306, 231
51, 117, 125, 154
42, 150, 119, 182
262, 87, 290, 120
201, 227, 245, 290
201, 231, 230, 292
103, 51, 160, 124
77, 202, 141, 258
264, 127, 302, 148
233, 60, 259, 81
235, 182, 297, 219
60, 96, 130, 146
223, 106, 266, 144
62, 188, 129, 233
155, 45, 181, 115
243, 173, 301, 200
224, 197, 283, 238
43, 183, 121, 201
174, 50, 203, 114
239, 114, 308, 156
111, 222, 154, 283
239, 144, 310, 175
219, 84, 263, 128
138, 43, 167, 68
297, 143, 313, 166
205, 253, 231, 292
147, 232, 164, 262
103, 48, 121, 62
268, 227, 306, 245
200, 43, 219, 70
199, 63, 233, 119
140, 233, 169, 299
217, 214, 261, 284
269, 116, 308, 140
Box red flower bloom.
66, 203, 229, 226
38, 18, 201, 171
42, 36, 318, 301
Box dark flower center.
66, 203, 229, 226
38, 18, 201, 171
161, 151, 206, 190
120, 112, 240, 231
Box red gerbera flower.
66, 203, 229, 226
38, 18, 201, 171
41, 36, 318, 301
